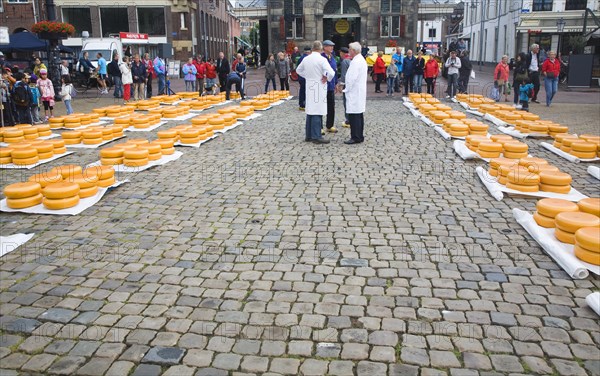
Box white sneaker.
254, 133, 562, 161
515, 104, 522, 109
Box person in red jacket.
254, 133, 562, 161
493, 55, 510, 102
373, 51, 386, 93
193, 56, 205, 95
541, 51, 561, 107
204, 59, 218, 95
424, 55, 440, 96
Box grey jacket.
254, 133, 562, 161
275, 58, 290, 78
265, 60, 277, 79
339, 58, 352, 84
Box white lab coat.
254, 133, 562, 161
344, 54, 367, 114
296, 52, 335, 116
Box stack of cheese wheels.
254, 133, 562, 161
105, 106, 122, 118
82, 129, 103, 145
61, 130, 82, 145
191, 117, 208, 127
63, 115, 81, 129
578, 197, 600, 217
140, 142, 163, 161
79, 114, 92, 126
106, 125, 124, 139
179, 128, 201, 144
539, 171, 572, 194
506, 168, 540, 192
209, 117, 225, 131
68, 171, 99, 198
114, 116, 132, 129
35, 124, 52, 137
490, 134, 513, 143
21, 125, 39, 140
31, 141, 54, 160
29, 170, 63, 188
100, 146, 124, 166
477, 141, 503, 159
51, 164, 83, 179
464, 120, 488, 136
95, 127, 113, 141
534, 198, 579, 228
154, 138, 175, 155
217, 107, 234, 115
465, 135, 488, 152
49, 117, 65, 129
11, 145, 39, 166
574, 227, 600, 265
553, 134, 577, 150
430, 111, 449, 124
554, 211, 600, 244
3, 128, 25, 144
527, 123, 548, 135
488, 158, 517, 177
253, 100, 270, 110
4, 182, 43, 209
446, 110, 466, 120
569, 141, 597, 159
85, 165, 116, 187
0, 147, 12, 164
189, 100, 209, 110
502, 141, 528, 159
497, 164, 528, 185
548, 124, 569, 137
42, 182, 80, 209
157, 129, 178, 142
221, 114, 236, 127
162, 108, 179, 119
132, 116, 151, 129
123, 148, 149, 167
560, 136, 579, 153
518, 157, 548, 173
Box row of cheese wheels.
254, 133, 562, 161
455, 93, 497, 107
216, 106, 255, 118
513, 120, 569, 136
1, 124, 53, 143
61, 125, 124, 145
0, 139, 67, 165
488, 156, 574, 193
552, 134, 600, 159
533, 198, 600, 264
99, 138, 175, 166
467, 134, 530, 159
48, 112, 102, 129
188, 95, 229, 110
440, 119, 489, 137
408, 93, 442, 105
113, 114, 162, 129
91, 105, 137, 118
3, 165, 115, 209
123, 99, 161, 111
156, 105, 191, 118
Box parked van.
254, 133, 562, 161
76, 38, 123, 71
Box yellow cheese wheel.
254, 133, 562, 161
555, 211, 600, 234
498, 165, 528, 177
161, 147, 176, 155
574, 245, 600, 265
533, 212, 555, 228
506, 182, 540, 192
3, 129, 24, 138
114, 143, 137, 150
6, 193, 43, 209
63, 138, 81, 145
82, 138, 103, 145
32, 142, 53, 153
507, 170, 540, 186
28, 171, 63, 187
12, 156, 39, 165
100, 147, 124, 158
571, 142, 597, 152
180, 137, 201, 144
50, 139, 66, 149
4, 136, 26, 144
539, 171, 572, 186
536, 198, 579, 218
539, 183, 571, 194
148, 152, 162, 161
503, 151, 528, 159
67, 173, 99, 189
489, 158, 516, 170
3, 182, 42, 199
62, 131, 82, 139
477, 150, 501, 158
86, 165, 115, 180
128, 139, 149, 146
578, 198, 600, 217
575, 227, 600, 253
79, 185, 99, 198
489, 135, 513, 143
42, 195, 80, 210
478, 142, 503, 152
82, 130, 103, 139
11, 148, 38, 159
555, 228, 576, 244
101, 157, 124, 166
123, 158, 149, 167
51, 165, 82, 179
570, 150, 597, 159
38, 151, 54, 160
154, 139, 174, 149
532, 165, 560, 174
140, 143, 162, 154
519, 157, 548, 167
157, 130, 178, 139
21, 127, 38, 135
43, 182, 81, 199
0, 147, 13, 158
97, 175, 116, 188
123, 148, 149, 159
0, 156, 12, 164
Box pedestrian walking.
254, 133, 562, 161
343, 42, 367, 145
424, 55, 439, 95
386, 58, 398, 97
518, 78, 534, 111
143, 53, 155, 98
59, 75, 74, 115
120, 56, 133, 103
295, 41, 336, 144
444, 50, 461, 99
541, 51, 560, 107
403, 50, 416, 94
337, 47, 352, 127
526, 44, 541, 103
458, 50, 472, 93
37, 69, 55, 121
275, 52, 290, 91
392, 47, 404, 93
321, 40, 338, 133
412, 51, 425, 94
96, 53, 108, 94
216, 52, 230, 92
154, 55, 166, 95
182, 58, 197, 92
108, 53, 123, 99
264, 54, 277, 92
373, 51, 386, 93
511, 52, 528, 108
131, 54, 147, 101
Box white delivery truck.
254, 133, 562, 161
76, 38, 123, 70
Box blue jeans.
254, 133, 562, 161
265, 78, 276, 93
544, 77, 558, 106
158, 74, 166, 95
305, 115, 323, 140
386, 77, 396, 95
64, 100, 73, 115
413, 74, 423, 93
447, 73, 458, 97
185, 80, 195, 91
112, 76, 123, 98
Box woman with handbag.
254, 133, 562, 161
493, 55, 510, 102
511, 52, 528, 108
542, 51, 561, 107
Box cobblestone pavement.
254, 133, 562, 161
1, 95, 599, 376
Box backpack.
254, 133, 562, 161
12, 83, 30, 107
69, 84, 77, 98
527, 86, 534, 98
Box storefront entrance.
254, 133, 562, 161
322, 0, 361, 50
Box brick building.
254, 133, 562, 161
1, 0, 48, 34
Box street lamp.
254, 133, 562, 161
556, 17, 566, 55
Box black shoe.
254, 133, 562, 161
532, 99, 540, 103
305, 138, 311, 142
312, 138, 330, 144
344, 139, 358, 144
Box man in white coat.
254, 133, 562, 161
342, 42, 367, 144
296, 41, 336, 144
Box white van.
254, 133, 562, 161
77, 38, 123, 70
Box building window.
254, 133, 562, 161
381, 16, 401, 37
285, 0, 303, 39
100, 8, 129, 37
138, 8, 165, 36
381, 0, 401, 12
62, 8, 92, 37
428, 28, 436, 38
180, 13, 186, 30
532, 0, 553, 11
7, 0, 29, 3
324, 0, 360, 15
565, 0, 586, 10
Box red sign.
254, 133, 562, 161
119, 32, 148, 40
528, 29, 542, 34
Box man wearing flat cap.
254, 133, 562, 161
321, 40, 337, 134
337, 47, 351, 128
297, 46, 311, 110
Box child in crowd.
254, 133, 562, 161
59, 75, 74, 115
518, 78, 534, 112
28, 74, 42, 124
37, 69, 55, 121
386, 58, 399, 97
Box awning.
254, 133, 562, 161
236, 37, 252, 48
0, 31, 73, 53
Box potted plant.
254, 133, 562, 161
32, 21, 75, 40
